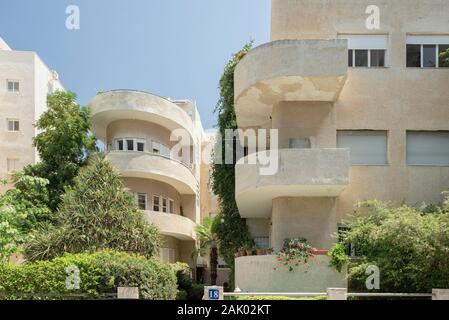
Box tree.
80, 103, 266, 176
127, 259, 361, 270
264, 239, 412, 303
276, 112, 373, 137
195, 217, 220, 285
23, 91, 97, 211
0, 174, 51, 262
341, 200, 449, 293
211, 44, 254, 286
24, 154, 161, 261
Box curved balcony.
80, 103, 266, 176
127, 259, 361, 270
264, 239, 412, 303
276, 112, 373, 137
144, 211, 196, 241
107, 151, 197, 195
234, 40, 348, 128
90, 90, 194, 142
235, 148, 349, 218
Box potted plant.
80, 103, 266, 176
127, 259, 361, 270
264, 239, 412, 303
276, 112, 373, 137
238, 247, 246, 257
274, 238, 315, 272
244, 244, 254, 256
256, 246, 264, 256
266, 248, 274, 255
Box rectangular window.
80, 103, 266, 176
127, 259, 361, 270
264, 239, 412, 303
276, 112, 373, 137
423, 45, 437, 68
153, 196, 160, 212
168, 199, 174, 214
406, 131, 449, 166
162, 198, 168, 213
406, 35, 449, 68
126, 139, 134, 151
406, 44, 421, 67
117, 140, 124, 151
370, 50, 386, 67
137, 141, 145, 152
6, 158, 19, 172
337, 130, 388, 165
289, 138, 311, 149
7, 119, 20, 132
7, 80, 19, 92
152, 142, 161, 154
338, 34, 388, 68
254, 236, 270, 249
354, 50, 368, 67
136, 193, 147, 210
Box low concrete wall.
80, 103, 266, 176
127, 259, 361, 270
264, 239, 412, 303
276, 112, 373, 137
235, 255, 347, 293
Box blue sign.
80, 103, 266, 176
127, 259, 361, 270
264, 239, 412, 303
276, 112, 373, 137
208, 288, 220, 300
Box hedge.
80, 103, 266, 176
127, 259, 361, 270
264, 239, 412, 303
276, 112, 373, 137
0, 251, 177, 300
171, 262, 204, 300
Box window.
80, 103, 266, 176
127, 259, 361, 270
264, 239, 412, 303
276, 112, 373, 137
337, 130, 388, 165
406, 35, 449, 68
6, 119, 20, 132
168, 199, 174, 214
115, 138, 145, 152
7, 80, 19, 92
254, 236, 270, 249
355, 50, 368, 67
289, 138, 311, 149
152, 141, 170, 157
153, 195, 160, 212
162, 198, 168, 213
159, 248, 176, 263
406, 131, 449, 166
136, 193, 147, 210
338, 34, 388, 68
7, 158, 20, 172
406, 44, 421, 67
126, 139, 134, 151
117, 140, 124, 151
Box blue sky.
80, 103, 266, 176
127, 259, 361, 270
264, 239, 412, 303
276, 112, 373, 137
0, 0, 271, 129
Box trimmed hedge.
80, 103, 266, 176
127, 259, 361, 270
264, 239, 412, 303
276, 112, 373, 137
0, 251, 177, 300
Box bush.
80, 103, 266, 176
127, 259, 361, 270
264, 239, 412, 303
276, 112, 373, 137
342, 200, 449, 293
171, 262, 204, 300
0, 251, 177, 300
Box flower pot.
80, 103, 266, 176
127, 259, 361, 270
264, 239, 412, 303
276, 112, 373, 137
312, 249, 328, 255
256, 249, 264, 256
246, 250, 253, 256
239, 250, 246, 257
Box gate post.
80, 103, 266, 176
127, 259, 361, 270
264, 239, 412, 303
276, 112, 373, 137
117, 287, 139, 299
327, 288, 347, 300
432, 289, 449, 300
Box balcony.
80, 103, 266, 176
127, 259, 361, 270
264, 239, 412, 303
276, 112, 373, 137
234, 39, 348, 128
235, 148, 349, 218
144, 211, 196, 241
235, 255, 347, 293
107, 151, 197, 195
90, 90, 195, 142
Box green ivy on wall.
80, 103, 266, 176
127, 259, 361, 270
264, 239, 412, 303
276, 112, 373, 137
211, 43, 254, 279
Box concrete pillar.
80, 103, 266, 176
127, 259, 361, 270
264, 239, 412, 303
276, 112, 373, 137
117, 287, 139, 299
432, 289, 449, 300
327, 288, 347, 300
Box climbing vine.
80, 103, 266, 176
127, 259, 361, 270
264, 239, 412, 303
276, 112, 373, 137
211, 43, 254, 276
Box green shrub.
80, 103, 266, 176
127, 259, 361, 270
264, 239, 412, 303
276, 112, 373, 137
0, 251, 177, 300
328, 243, 350, 273
171, 262, 204, 300
342, 200, 449, 293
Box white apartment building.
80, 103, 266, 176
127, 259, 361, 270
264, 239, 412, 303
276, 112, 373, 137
0, 37, 64, 193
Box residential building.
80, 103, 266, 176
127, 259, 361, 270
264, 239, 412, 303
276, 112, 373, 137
0, 37, 64, 193
90, 90, 220, 278
233, 0, 449, 292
